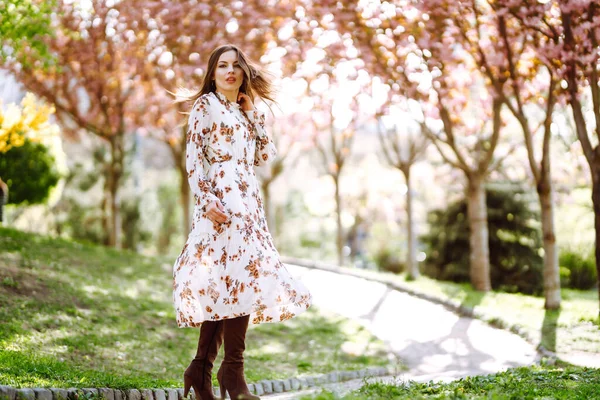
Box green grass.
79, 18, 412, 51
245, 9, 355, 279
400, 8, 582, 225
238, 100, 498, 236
346, 266, 599, 355
0, 227, 394, 389
301, 365, 600, 399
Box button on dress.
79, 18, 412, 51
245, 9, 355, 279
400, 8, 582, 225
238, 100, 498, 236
173, 91, 312, 327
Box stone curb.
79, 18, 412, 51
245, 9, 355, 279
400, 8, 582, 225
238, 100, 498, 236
0, 367, 388, 400
281, 256, 559, 363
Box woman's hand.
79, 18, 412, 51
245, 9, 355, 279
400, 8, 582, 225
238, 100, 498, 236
206, 200, 229, 224
237, 92, 255, 112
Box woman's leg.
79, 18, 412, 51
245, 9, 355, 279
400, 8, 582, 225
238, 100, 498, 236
184, 320, 224, 400
217, 315, 260, 400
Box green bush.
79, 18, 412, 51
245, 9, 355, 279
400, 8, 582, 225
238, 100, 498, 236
54, 197, 108, 244
0, 139, 60, 205
421, 187, 544, 294
559, 266, 571, 288
373, 247, 405, 274
156, 184, 182, 253
559, 248, 597, 290
121, 196, 152, 251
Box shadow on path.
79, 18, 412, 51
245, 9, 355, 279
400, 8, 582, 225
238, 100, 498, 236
289, 265, 539, 379
378, 289, 502, 376
358, 286, 393, 321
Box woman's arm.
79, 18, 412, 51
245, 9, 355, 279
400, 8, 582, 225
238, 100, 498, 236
186, 96, 219, 211
246, 109, 277, 166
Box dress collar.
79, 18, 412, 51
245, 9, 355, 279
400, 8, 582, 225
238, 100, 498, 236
213, 91, 241, 109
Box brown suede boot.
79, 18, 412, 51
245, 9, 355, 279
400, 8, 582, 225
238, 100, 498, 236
217, 315, 260, 400
184, 320, 224, 400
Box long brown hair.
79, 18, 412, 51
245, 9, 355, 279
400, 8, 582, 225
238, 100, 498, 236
182, 44, 275, 105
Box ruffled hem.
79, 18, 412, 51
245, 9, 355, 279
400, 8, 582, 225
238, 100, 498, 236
175, 300, 311, 328
173, 226, 312, 327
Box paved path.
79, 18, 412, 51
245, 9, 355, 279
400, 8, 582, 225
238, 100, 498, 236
264, 264, 540, 399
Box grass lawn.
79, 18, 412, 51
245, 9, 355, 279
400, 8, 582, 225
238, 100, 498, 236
0, 227, 393, 389
301, 365, 600, 399
334, 265, 599, 356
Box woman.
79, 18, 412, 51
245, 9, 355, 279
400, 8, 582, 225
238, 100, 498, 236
173, 44, 312, 400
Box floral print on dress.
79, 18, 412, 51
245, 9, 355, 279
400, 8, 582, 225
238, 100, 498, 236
173, 91, 312, 327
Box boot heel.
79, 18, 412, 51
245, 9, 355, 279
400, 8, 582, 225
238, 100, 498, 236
217, 380, 226, 399
217, 367, 225, 399
183, 375, 192, 398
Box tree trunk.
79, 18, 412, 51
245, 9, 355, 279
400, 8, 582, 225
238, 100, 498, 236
181, 174, 191, 233
334, 174, 343, 267
108, 135, 124, 248
466, 176, 491, 291
564, 65, 600, 315
0, 185, 5, 225
261, 179, 274, 232
403, 167, 419, 279
110, 181, 122, 249
538, 178, 561, 310
177, 159, 191, 234
169, 135, 191, 235
178, 124, 192, 234
101, 169, 111, 246
592, 168, 600, 317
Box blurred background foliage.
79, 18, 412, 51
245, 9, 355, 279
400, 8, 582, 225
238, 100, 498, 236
0, 0, 597, 302
421, 187, 544, 294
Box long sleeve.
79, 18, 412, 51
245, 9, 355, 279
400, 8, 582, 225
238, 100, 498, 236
246, 109, 277, 166
186, 97, 219, 211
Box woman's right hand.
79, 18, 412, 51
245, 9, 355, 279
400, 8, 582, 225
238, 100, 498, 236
206, 200, 229, 224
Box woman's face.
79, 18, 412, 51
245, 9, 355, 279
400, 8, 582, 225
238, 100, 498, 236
213, 50, 244, 94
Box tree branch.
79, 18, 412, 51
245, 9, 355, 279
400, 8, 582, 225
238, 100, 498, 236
438, 102, 471, 170
420, 121, 466, 172
498, 14, 525, 115
540, 74, 557, 179
587, 3, 600, 145
479, 98, 503, 173
312, 120, 332, 176
562, 11, 596, 164
489, 139, 522, 173
376, 118, 398, 167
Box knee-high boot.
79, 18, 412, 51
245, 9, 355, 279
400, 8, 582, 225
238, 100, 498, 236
184, 320, 224, 400
217, 315, 260, 400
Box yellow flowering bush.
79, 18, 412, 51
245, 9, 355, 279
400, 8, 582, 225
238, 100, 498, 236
0, 92, 59, 153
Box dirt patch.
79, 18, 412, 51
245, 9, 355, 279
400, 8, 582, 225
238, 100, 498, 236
0, 265, 52, 301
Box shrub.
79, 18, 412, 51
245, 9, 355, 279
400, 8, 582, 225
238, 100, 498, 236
421, 187, 544, 294
559, 248, 597, 290
54, 197, 108, 244
121, 196, 152, 251
156, 184, 182, 253
373, 247, 405, 274
0, 139, 60, 205
559, 266, 571, 288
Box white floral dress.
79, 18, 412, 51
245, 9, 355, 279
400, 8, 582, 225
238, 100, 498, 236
173, 91, 312, 327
